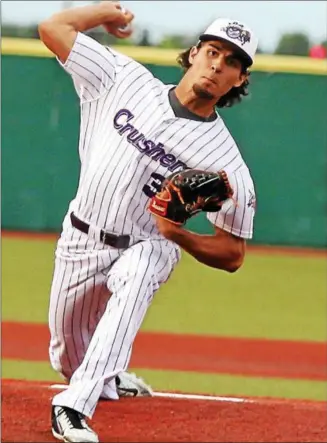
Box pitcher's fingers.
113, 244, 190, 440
114, 26, 133, 39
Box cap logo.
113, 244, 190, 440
222, 21, 251, 46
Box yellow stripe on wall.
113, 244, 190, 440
2, 37, 327, 75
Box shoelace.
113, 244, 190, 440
57, 409, 75, 430
57, 408, 87, 431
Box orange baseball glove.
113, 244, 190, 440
148, 169, 234, 225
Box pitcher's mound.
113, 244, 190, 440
2, 379, 326, 442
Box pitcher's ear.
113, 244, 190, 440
189, 46, 200, 65
234, 71, 249, 88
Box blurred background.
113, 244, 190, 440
2, 1, 327, 402
2, 0, 327, 56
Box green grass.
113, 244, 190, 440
2, 359, 61, 382
143, 251, 327, 341
2, 237, 56, 322
2, 360, 326, 402
2, 237, 326, 341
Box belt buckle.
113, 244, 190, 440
102, 229, 129, 249
102, 231, 110, 246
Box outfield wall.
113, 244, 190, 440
2, 38, 327, 247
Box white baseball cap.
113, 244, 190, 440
199, 18, 258, 67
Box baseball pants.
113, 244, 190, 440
48, 227, 179, 418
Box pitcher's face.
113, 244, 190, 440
188, 40, 248, 100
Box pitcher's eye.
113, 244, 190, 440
208, 49, 218, 57
226, 57, 240, 68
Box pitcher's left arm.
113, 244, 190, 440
155, 168, 256, 273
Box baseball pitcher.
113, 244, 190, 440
38, 2, 258, 441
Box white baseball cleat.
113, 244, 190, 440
52, 406, 99, 442
116, 372, 153, 397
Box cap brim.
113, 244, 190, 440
199, 34, 253, 67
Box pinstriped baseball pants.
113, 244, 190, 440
49, 232, 180, 418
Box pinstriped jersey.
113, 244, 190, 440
58, 32, 256, 240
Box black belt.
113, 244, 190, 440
70, 212, 130, 249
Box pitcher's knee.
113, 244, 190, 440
50, 357, 71, 382
49, 335, 78, 381
49, 350, 70, 381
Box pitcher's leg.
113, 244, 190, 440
48, 249, 114, 380
52, 240, 177, 418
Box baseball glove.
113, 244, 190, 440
148, 169, 234, 225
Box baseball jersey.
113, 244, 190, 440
58, 32, 256, 240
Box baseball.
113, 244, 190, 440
118, 7, 131, 32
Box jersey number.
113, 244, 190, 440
142, 172, 165, 197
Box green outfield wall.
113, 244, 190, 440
2, 39, 327, 247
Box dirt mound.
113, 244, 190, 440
2, 380, 326, 442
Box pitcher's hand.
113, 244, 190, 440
100, 1, 134, 38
